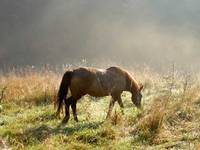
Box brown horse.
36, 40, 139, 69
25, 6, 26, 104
56, 66, 143, 124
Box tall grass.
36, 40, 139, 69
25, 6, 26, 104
0, 67, 60, 106
0, 65, 200, 149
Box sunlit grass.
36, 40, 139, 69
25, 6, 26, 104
0, 67, 200, 149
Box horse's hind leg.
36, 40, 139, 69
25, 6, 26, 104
62, 97, 71, 124
71, 98, 78, 122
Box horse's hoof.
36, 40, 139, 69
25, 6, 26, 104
121, 110, 124, 115
74, 118, 78, 122
61, 117, 69, 124
106, 115, 111, 120
55, 112, 61, 119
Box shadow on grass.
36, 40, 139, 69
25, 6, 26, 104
57, 121, 103, 135
3, 121, 103, 146
33, 113, 56, 122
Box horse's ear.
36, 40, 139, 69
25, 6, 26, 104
139, 85, 143, 91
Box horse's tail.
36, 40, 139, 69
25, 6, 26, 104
56, 70, 73, 116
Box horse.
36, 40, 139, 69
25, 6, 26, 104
56, 66, 143, 124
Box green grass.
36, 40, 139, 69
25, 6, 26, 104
0, 68, 200, 149
0, 97, 138, 150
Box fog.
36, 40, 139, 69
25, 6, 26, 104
0, 0, 200, 70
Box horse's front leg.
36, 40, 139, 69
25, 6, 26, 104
106, 98, 116, 119
117, 96, 124, 108
117, 96, 124, 115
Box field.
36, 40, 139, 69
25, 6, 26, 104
0, 65, 200, 150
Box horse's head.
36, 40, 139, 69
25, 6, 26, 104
131, 85, 143, 109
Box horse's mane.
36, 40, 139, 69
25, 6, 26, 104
124, 69, 140, 92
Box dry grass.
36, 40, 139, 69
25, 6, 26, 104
0, 68, 60, 106
0, 66, 200, 149
131, 66, 200, 147
132, 100, 165, 144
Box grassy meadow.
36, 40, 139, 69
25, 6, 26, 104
0, 65, 200, 150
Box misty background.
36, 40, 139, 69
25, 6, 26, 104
0, 0, 200, 70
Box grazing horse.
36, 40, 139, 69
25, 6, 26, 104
56, 66, 143, 124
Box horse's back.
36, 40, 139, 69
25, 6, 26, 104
70, 67, 97, 88
70, 67, 107, 97
69, 66, 128, 98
